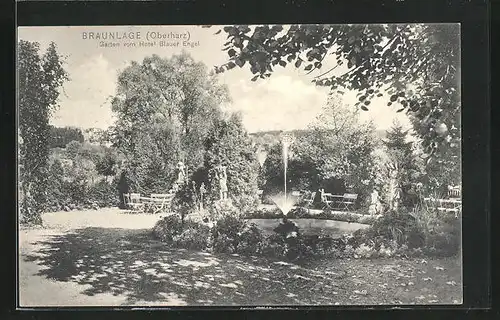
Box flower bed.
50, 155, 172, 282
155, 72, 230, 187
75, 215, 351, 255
152, 210, 459, 262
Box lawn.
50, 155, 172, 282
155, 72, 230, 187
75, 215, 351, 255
19, 208, 462, 306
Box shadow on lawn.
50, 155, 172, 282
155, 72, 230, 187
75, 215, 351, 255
22, 227, 339, 306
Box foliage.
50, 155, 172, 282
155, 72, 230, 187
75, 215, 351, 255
153, 209, 457, 260
44, 150, 119, 212
152, 214, 185, 243
213, 24, 460, 161
49, 126, 84, 148
45, 159, 66, 210
266, 219, 307, 260
207, 198, 241, 222
83, 128, 108, 145
211, 215, 265, 255
203, 113, 260, 212
381, 121, 424, 208
87, 180, 119, 208
172, 181, 199, 220
153, 214, 211, 250
18, 40, 69, 224
243, 207, 282, 219
110, 52, 230, 195
95, 148, 118, 177
173, 220, 211, 251
260, 95, 378, 204
419, 137, 461, 195
353, 211, 425, 249
411, 204, 461, 257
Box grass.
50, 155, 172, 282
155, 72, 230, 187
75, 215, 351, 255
19, 208, 462, 306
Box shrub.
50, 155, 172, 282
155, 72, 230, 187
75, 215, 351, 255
211, 215, 247, 253
152, 214, 185, 243
273, 219, 300, 238
260, 233, 288, 258
354, 243, 377, 259
173, 221, 211, 251
207, 199, 241, 221
88, 180, 119, 208
211, 214, 265, 255
286, 207, 310, 219
300, 234, 341, 258
358, 215, 380, 225
368, 211, 425, 249
237, 223, 266, 255
171, 181, 199, 219
422, 216, 461, 257
269, 219, 306, 260
411, 205, 461, 257
153, 214, 210, 250
244, 207, 281, 219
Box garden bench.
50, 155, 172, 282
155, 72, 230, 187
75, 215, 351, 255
447, 186, 461, 198
424, 197, 461, 218
123, 193, 145, 213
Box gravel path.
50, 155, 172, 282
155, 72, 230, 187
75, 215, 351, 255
19, 208, 462, 307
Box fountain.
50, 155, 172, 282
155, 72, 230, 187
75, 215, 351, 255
273, 132, 296, 218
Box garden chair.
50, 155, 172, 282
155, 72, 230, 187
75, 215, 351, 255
149, 193, 175, 214
320, 189, 334, 209
303, 191, 316, 211
339, 193, 358, 211
257, 189, 264, 202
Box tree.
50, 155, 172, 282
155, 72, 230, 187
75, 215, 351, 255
110, 52, 230, 194
306, 95, 377, 196
210, 24, 460, 161
18, 40, 68, 224
260, 95, 377, 204
65, 140, 81, 159
382, 121, 423, 208
203, 113, 260, 212
95, 148, 118, 179
49, 126, 84, 148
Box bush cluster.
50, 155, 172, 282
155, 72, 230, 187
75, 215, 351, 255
152, 214, 211, 251
349, 210, 460, 257
211, 215, 265, 255
152, 206, 460, 261
45, 178, 119, 212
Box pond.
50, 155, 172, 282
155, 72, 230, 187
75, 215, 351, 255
246, 218, 370, 238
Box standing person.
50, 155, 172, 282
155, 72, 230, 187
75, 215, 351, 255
117, 169, 130, 209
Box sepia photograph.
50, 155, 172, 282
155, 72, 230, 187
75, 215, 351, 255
17, 24, 462, 307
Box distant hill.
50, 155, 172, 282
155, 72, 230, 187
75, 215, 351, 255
249, 129, 387, 149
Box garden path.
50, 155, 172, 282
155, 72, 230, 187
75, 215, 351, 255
19, 208, 462, 306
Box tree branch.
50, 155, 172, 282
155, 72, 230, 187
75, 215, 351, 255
317, 25, 410, 82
